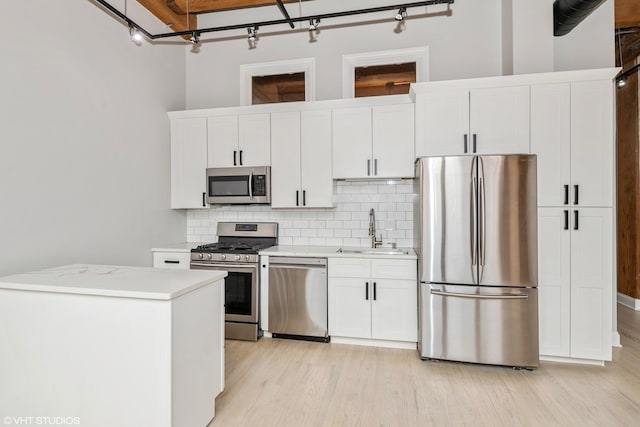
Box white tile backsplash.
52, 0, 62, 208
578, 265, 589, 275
186, 180, 415, 248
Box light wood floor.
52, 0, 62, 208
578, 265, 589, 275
209, 306, 640, 426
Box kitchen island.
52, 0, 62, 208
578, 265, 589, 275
0, 264, 226, 427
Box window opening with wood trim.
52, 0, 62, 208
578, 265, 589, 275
354, 62, 416, 97
252, 72, 306, 104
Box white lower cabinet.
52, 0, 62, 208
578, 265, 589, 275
328, 258, 417, 342
152, 251, 191, 270
538, 207, 613, 361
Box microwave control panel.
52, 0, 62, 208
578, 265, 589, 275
253, 175, 267, 196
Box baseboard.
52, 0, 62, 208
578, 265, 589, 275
617, 292, 640, 311
612, 331, 622, 348
330, 336, 417, 350
539, 355, 605, 366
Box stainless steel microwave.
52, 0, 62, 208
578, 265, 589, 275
206, 166, 271, 205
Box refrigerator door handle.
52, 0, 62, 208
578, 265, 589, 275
471, 176, 478, 267
479, 176, 486, 267
430, 289, 529, 300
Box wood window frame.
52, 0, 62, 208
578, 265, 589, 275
239, 58, 316, 106
342, 47, 429, 98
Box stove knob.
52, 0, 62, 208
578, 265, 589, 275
221, 254, 226, 261
207, 253, 213, 260
198, 253, 203, 260
244, 255, 250, 261
235, 255, 241, 261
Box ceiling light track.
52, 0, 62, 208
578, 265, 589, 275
616, 63, 640, 88
93, 0, 454, 42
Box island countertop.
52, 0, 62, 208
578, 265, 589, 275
0, 264, 227, 300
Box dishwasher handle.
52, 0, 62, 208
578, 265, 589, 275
268, 257, 327, 268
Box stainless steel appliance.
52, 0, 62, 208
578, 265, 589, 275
268, 257, 329, 342
190, 222, 278, 341
206, 166, 271, 205
415, 155, 538, 368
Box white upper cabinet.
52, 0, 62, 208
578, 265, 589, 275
570, 81, 614, 207
271, 110, 333, 208
372, 104, 415, 178
332, 107, 372, 179
207, 113, 270, 168
170, 117, 208, 209
531, 84, 572, 207
332, 104, 414, 179
531, 80, 613, 208
415, 86, 530, 157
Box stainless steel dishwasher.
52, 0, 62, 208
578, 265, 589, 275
268, 257, 329, 342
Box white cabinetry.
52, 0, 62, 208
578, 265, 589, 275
537, 208, 612, 360
328, 258, 417, 343
414, 86, 530, 157
170, 117, 208, 209
332, 104, 415, 179
532, 77, 615, 362
532, 82, 613, 207
152, 251, 191, 270
207, 113, 270, 168
271, 110, 333, 208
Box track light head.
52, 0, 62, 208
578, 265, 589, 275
190, 31, 200, 45
617, 77, 627, 88
395, 7, 407, 22
247, 26, 258, 49
129, 25, 143, 45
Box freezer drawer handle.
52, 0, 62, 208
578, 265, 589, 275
430, 290, 529, 300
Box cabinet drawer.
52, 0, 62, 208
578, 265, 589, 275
328, 258, 370, 278
153, 252, 191, 270
371, 259, 416, 280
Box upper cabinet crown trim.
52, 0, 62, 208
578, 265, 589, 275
410, 68, 620, 96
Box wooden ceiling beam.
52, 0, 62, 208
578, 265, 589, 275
616, 0, 640, 29
167, 0, 306, 15
136, 0, 197, 39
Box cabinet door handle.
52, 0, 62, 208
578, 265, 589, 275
367, 159, 371, 176
303, 190, 306, 206
464, 134, 468, 153
365, 282, 369, 300
164, 260, 180, 264
564, 185, 569, 205
296, 190, 299, 207
373, 282, 377, 301
239, 150, 243, 165
574, 185, 579, 205
202, 192, 206, 207
574, 210, 579, 230
472, 134, 477, 153
233, 150, 237, 166
563, 210, 569, 230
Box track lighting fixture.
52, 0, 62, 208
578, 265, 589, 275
309, 18, 320, 42
617, 78, 627, 88
190, 31, 200, 45
247, 26, 258, 49
129, 25, 143, 45
395, 7, 407, 22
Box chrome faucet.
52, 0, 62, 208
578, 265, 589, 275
369, 208, 383, 248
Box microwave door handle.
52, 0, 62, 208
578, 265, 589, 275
249, 171, 253, 200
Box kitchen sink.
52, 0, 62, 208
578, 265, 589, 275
336, 247, 409, 255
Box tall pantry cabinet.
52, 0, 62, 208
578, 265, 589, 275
531, 76, 615, 362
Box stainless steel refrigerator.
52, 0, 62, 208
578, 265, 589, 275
415, 155, 538, 368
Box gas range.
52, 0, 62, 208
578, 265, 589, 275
190, 222, 278, 264
190, 222, 278, 342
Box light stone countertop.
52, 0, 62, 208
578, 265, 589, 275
259, 245, 417, 260
0, 264, 227, 300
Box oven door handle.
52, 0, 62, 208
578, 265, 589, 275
190, 262, 258, 271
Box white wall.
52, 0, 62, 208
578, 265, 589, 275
187, 181, 416, 248
185, 0, 503, 108
554, 0, 615, 71
0, 1, 187, 276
